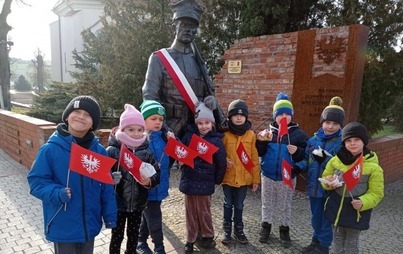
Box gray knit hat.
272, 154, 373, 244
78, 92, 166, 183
321, 96, 345, 126
62, 96, 101, 130
194, 96, 217, 123
228, 99, 249, 119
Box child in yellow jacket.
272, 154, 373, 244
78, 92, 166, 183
221, 99, 260, 245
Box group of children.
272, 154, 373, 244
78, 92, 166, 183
27, 92, 384, 254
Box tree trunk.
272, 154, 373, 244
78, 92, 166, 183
0, 0, 13, 110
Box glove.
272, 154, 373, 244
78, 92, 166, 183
112, 171, 122, 185
292, 165, 301, 176
313, 150, 326, 163
59, 188, 71, 203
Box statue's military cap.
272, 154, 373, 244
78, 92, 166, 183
172, 0, 203, 24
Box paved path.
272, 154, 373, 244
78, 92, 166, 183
1, 148, 402, 253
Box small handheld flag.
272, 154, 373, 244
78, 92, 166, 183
236, 142, 255, 174
119, 143, 142, 182
277, 117, 288, 143
343, 154, 363, 191
69, 143, 116, 184
188, 134, 218, 164
281, 158, 294, 190
164, 137, 198, 168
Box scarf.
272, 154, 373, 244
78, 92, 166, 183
115, 129, 146, 149
337, 146, 370, 165
57, 123, 94, 149
228, 120, 252, 136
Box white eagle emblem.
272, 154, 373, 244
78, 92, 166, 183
241, 151, 249, 164
352, 164, 361, 179
175, 145, 188, 159
80, 154, 100, 173
283, 167, 291, 180
123, 152, 134, 169
197, 142, 208, 155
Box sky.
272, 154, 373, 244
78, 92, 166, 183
6, 0, 59, 61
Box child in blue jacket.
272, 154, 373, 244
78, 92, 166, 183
256, 93, 308, 247
293, 96, 345, 254
27, 96, 117, 254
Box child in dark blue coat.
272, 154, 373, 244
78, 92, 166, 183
180, 96, 227, 253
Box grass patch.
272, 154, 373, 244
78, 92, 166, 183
372, 125, 398, 138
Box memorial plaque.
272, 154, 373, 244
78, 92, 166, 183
228, 60, 242, 74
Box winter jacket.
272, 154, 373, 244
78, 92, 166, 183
147, 130, 170, 201
222, 130, 261, 187
106, 132, 160, 212
322, 150, 384, 230
27, 130, 117, 243
257, 121, 308, 181
296, 128, 342, 197
179, 125, 227, 195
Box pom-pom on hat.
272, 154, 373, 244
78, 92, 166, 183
228, 99, 249, 119
273, 93, 293, 119
321, 96, 345, 126
119, 104, 145, 130
194, 96, 217, 123
171, 0, 203, 24
62, 95, 101, 130
342, 122, 369, 146
140, 100, 166, 120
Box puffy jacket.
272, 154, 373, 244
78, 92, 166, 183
27, 130, 117, 243
147, 130, 170, 201
257, 121, 308, 181
106, 131, 160, 212
179, 125, 227, 195
296, 128, 342, 197
322, 150, 384, 230
222, 130, 261, 187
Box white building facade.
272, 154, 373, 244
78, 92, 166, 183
50, 0, 104, 82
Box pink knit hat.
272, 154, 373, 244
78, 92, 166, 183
119, 104, 145, 130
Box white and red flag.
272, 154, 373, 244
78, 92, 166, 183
277, 117, 289, 143
69, 143, 116, 184
236, 142, 255, 174
281, 158, 294, 190
119, 143, 142, 182
188, 134, 218, 164
164, 137, 198, 168
343, 154, 363, 191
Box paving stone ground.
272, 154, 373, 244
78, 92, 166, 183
1, 148, 402, 254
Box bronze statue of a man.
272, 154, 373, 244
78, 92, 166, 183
142, 0, 223, 139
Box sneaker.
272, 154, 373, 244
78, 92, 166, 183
153, 245, 166, 254
221, 231, 231, 244
136, 242, 153, 254
184, 242, 194, 254
233, 231, 249, 244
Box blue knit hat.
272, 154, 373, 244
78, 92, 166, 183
273, 93, 293, 119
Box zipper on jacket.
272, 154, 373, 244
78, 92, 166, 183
275, 141, 282, 180
81, 176, 89, 242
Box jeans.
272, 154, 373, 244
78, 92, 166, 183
222, 185, 247, 224
138, 200, 164, 249
54, 240, 94, 254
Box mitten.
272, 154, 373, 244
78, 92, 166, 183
112, 171, 122, 185
313, 150, 326, 163
58, 188, 71, 203
292, 165, 301, 176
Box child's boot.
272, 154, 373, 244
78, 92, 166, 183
221, 221, 232, 244
279, 225, 291, 248
312, 245, 329, 254
301, 237, 319, 253
136, 242, 152, 254
184, 242, 194, 254
258, 222, 271, 243
233, 222, 249, 244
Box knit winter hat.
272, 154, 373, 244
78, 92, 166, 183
140, 100, 166, 120
273, 93, 293, 119
321, 96, 345, 126
194, 96, 217, 123
228, 99, 249, 119
119, 104, 145, 130
342, 122, 369, 146
62, 95, 101, 130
